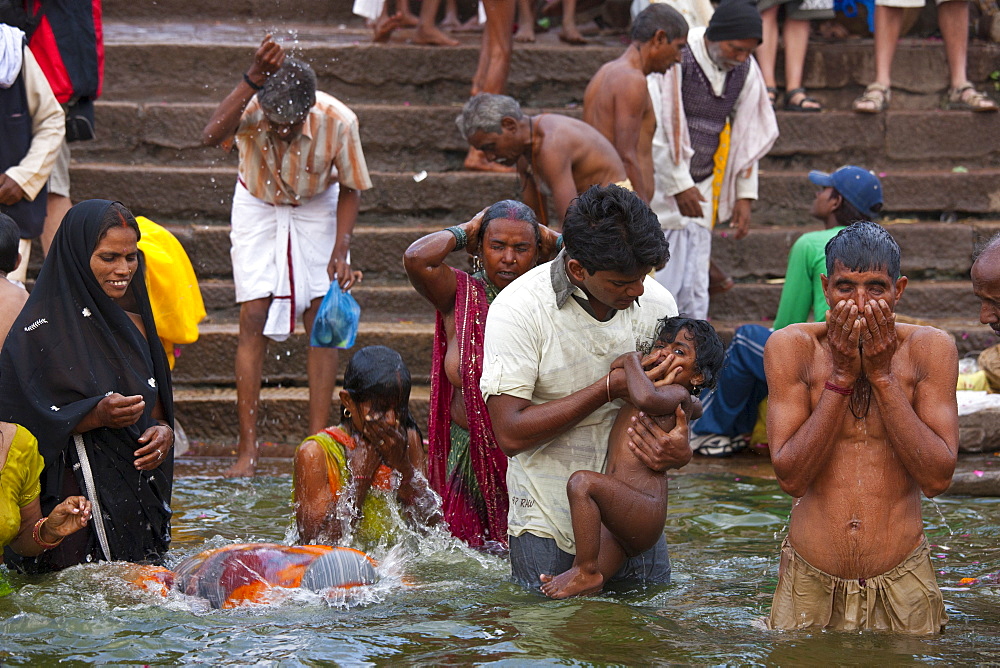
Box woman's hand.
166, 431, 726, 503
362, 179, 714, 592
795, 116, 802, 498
462, 207, 490, 256
44, 496, 92, 539
134, 423, 174, 470
538, 225, 561, 262
94, 393, 146, 430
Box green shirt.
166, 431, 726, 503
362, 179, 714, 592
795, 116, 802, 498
772, 227, 844, 330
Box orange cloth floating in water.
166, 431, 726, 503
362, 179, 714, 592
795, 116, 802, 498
130, 543, 378, 609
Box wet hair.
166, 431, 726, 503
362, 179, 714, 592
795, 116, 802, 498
95, 202, 141, 245
341, 345, 419, 435
0, 212, 19, 273
455, 93, 523, 139
832, 187, 881, 227
654, 316, 725, 395
825, 220, 900, 279
480, 199, 540, 247
632, 3, 689, 42
258, 58, 317, 124
562, 184, 669, 275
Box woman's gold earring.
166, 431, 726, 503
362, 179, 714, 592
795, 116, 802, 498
472, 255, 484, 273
344, 409, 352, 419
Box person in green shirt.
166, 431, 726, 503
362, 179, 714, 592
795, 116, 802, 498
691, 166, 883, 456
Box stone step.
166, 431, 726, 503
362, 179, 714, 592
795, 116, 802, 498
156, 221, 986, 291
173, 385, 431, 449
82, 101, 1000, 173
171, 315, 995, 391
196, 281, 440, 323
104, 0, 367, 24
99, 21, 1000, 107
69, 163, 1000, 225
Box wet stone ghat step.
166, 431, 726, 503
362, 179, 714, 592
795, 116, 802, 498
69, 164, 1000, 224
98, 26, 1000, 109
170, 317, 997, 390
84, 102, 1000, 173
150, 221, 988, 283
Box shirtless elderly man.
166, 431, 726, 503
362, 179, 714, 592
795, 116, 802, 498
583, 3, 688, 203
765, 220, 958, 634
972, 236, 1000, 339
457, 93, 628, 229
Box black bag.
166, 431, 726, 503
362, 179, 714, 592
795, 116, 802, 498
0, 0, 42, 38
65, 97, 95, 142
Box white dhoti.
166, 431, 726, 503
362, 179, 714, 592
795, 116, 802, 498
654, 175, 713, 320
230, 180, 341, 342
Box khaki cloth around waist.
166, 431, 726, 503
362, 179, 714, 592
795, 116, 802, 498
767, 535, 947, 634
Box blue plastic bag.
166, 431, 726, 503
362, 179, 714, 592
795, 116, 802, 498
310, 282, 361, 349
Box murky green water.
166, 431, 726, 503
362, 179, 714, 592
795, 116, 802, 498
3, 461, 999, 665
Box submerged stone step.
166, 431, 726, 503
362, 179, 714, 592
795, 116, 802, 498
82, 102, 1000, 173
69, 163, 1000, 225
173, 385, 431, 449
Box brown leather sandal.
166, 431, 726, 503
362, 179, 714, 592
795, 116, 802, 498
946, 84, 999, 112
853, 83, 890, 114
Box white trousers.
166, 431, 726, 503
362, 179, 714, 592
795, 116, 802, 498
655, 223, 712, 320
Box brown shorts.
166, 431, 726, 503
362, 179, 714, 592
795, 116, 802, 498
767, 536, 948, 634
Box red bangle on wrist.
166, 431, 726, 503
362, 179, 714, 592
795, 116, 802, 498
824, 381, 854, 396
32, 517, 63, 550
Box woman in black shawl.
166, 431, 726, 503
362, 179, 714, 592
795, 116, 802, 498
0, 200, 175, 571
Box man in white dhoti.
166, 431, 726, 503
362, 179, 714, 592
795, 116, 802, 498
203, 35, 373, 477
647, 0, 778, 319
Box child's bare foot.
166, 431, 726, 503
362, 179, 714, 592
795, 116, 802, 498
223, 453, 257, 478
515, 23, 536, 42
464, 147, 516, 173
413, 24, 461, 46
539, 567, 604, 598
373, 12, 406, 42
558, 26, 587, 44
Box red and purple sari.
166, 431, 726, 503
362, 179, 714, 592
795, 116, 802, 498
427, 269, 508, 551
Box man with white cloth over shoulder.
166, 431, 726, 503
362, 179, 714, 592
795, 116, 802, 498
203, 34, 372, 477
647, 0, 778, 319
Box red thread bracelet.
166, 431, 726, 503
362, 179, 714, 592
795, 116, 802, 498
824, 381, 854, 396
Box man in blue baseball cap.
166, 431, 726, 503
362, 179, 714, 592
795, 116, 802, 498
690, 165, 884, 456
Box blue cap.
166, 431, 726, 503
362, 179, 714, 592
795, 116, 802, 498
808, 166, 883, 218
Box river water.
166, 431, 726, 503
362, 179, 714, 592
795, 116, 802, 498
2, 460, 999, 665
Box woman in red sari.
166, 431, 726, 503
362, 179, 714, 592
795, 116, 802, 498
404, 201, 558, 552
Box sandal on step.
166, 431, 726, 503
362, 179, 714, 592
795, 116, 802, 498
946, 84, 999, 112
766, 86, 779, 109
853, 83, 890, 114
784, 87, 822, 112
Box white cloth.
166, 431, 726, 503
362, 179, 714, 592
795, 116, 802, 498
655, 223, 712, 319
352, 0, 385, 21
647, 27, 779, 231
480, 260, 678, 553
0, 24, 24, 88
230, 180, 341, 342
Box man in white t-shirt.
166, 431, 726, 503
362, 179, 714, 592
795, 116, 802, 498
481, 184, 692, 590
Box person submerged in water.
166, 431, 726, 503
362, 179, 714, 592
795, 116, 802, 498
293, 346, 441, 548
540, 316, 724, 598
131, 543, 378, 609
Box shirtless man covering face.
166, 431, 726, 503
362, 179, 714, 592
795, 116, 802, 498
764, 220, 958, 634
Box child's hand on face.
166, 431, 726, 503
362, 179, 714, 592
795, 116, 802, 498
654, 363, 683, 387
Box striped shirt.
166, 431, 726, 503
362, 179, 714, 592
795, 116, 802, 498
234, 91, 373, 205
